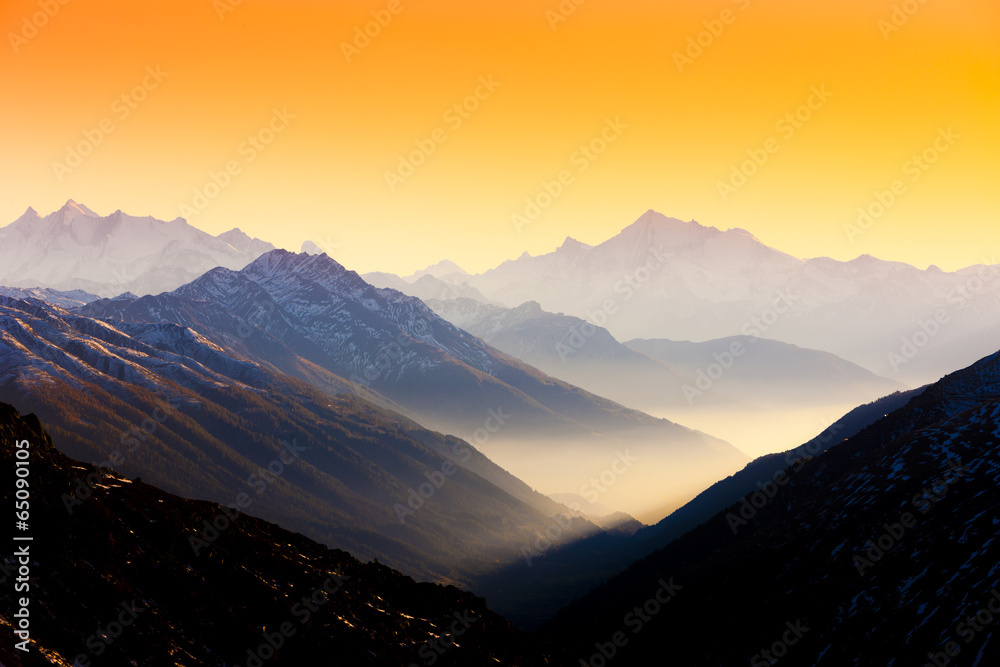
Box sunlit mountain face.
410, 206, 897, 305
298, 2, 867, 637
3, 0, 997, 663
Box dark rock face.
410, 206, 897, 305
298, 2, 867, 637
543, 352, 1000, 666
0, 403, 554, 667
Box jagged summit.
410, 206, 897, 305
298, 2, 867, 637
58, 199, 101, 220
244, 247, 349, 276
557, 236, 592, 254
0, 203, 275, 297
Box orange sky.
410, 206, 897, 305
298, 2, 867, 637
1, 0, 998, 274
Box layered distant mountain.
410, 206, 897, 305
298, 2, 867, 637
0, 285, 99, 309
405, 259, 469, 282
543, 348, 1000, 665
75, 250, 748, 521
426, 297, 904, 456
364, 271, 500, 306
0, 403, 552, 667
0, 201, 274, 297
428, 297, 902, 410
442, 210, 1000, 385
625, 335, 904, 406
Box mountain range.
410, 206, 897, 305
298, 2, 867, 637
0, 292, 623, 620
384, 210, 1000, 386
71, 249, 747, 521
0, 200, 274, 297
7, 203, 999, 389
2, 200, 999, 664
6, 330, 998, 661
425, 296, 905, 455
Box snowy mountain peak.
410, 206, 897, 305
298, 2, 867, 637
55, 199, 101, 224
626, 209, 696, 230
0, 203, 276, 297
244, 249, 349, 281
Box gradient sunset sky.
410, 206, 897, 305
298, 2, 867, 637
2, 0, 997, 274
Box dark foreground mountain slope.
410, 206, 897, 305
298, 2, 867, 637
471, 389, 921, 629
543, 349, 1000, 665
631, 388, 924, 553
0, 403, 553, 667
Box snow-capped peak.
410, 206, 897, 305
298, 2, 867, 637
0, 203, 277, 298
57, 199, 101, 222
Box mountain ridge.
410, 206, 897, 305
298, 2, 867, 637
0, 201, 275, 298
